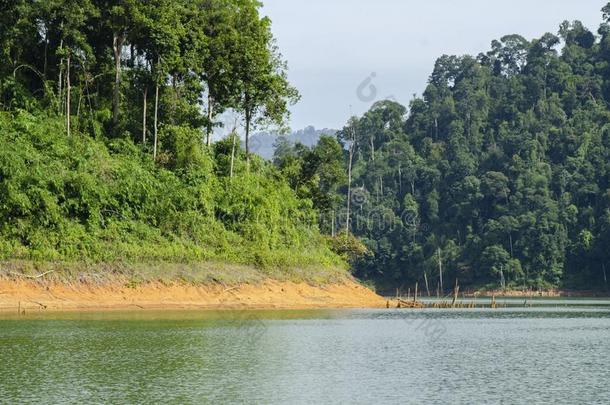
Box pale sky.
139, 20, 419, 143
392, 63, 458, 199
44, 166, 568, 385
261, 0, 607, 131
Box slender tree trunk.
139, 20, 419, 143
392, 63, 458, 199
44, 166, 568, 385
346, 140, 354, 234
57, 39, 64, 114
438, 247, 443, 295
230, 131, 237, 179
206, 94, 213, 147
85, 79, 93, 118
43, 29, 48, 80
170, 74, 178, 124
153, 56, 161, 160
398, 164, 402, 194
452, 279, 459, 307
153, 83, 159, 160
66, 54, 71, 136
500, 266, 506, 290
245, 110, 251, 165
112, 33, 124, 127
424, 271, 430, 297
76, 87, 82, 132
142, 87, 148, 144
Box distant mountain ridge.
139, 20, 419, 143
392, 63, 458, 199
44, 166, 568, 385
248, 126, 338, 159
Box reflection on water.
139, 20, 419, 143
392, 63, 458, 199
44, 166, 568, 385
1, 303, 609, 404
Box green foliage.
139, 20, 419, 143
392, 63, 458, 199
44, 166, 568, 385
325, 233, 368, 265
306, 6, 610, 290
0, 111, 340, 269
0, 0, 337, 274
274, 135, 346, 220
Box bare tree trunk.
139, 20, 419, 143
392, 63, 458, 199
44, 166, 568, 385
57, 39, 64, 114
230, 131, 237, 179
346, 157, 353, 233
142, 87, 147, 144
452, 279, 459, 307
398, 164, 402, 194
345, 128, 356, 235
424, 271, 430, 297
153, 56, 161, 160
43, 29, 48, 80
500, 266, 506, 290
112, 33, 124, 127
206, 94, 213, 147
245, 110, 251, 165
438, 247, 443, 294
76, 87, 82, 132
170, 74, 178, 124
153, 83, 159, 160
66, 54, 71, 137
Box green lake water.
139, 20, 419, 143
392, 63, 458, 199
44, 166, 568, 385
1, 302, 610, 404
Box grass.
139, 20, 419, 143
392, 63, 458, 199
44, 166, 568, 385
0, 260, 351, 287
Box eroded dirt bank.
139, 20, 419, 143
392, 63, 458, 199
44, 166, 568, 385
0, 278, 386, 312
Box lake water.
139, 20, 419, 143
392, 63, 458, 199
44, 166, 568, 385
1, 302, 610, 404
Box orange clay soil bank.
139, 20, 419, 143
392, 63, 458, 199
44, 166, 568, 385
0, 278, 386, 312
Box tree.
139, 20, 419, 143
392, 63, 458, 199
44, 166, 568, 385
50, 0, 98, 135
233, 0, 300, 163
196, 0, 240, 146
481, 245, 511, 285
131, 0, 183, 158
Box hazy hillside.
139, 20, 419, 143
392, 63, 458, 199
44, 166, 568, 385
249, 126, 337, 159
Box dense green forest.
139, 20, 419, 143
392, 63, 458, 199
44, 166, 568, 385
4, 1, 610, 291
0, 0, 342, 271
275, 6, 610, 291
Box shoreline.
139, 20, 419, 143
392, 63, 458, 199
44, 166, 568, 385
380, 288, 609, 299
465, 289, 609, 298
0, 277, 386, 313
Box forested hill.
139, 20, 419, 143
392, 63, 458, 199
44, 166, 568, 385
4, 1, 610, 291
275, 6, 610, 291
0, 1, 344, 272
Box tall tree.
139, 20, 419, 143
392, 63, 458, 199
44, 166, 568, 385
233, 0, 299, 163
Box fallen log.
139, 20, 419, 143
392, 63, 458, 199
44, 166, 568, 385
7, 270, 55, 279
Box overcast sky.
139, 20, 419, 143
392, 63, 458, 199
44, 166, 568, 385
261, 0, 607, 131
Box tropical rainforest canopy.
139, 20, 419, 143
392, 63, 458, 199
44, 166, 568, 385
275, 5, 610, 291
